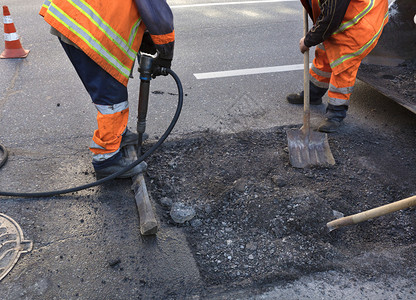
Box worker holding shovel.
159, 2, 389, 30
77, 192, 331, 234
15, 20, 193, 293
287, 0, 389, 133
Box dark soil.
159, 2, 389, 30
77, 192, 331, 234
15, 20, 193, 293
146, 125, 416, 295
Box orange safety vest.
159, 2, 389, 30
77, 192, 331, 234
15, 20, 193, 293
310, 0, 389, 75
39, 0, 146, 86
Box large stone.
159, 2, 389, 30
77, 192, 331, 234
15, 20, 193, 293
170, 202, 196, 224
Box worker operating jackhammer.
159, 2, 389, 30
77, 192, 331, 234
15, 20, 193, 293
39, 0, 174, 178
286, 0, 389, 133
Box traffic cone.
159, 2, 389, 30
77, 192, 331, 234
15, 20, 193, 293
0, 5, 29, 59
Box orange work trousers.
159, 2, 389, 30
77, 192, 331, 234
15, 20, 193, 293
309, 44, 361, 107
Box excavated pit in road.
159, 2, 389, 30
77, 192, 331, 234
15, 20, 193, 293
146, 124, 416, 297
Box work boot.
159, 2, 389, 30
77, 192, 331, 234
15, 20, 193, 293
121, 128, 149, 147
286, 82, 327, 105
317, 104, 348, 133
94, 152, 147, 179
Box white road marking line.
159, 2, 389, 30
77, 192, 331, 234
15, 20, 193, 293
194, 64, 305, 79
171, 0, 297, 9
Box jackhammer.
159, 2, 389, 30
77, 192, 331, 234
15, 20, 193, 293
136, 52, 168, 154
124, 52, 169, 235
0, 53, 183, 198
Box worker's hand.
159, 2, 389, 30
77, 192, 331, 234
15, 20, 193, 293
151, 57, 171, 78
140, 32, 157, 55
299, 37, 309, 54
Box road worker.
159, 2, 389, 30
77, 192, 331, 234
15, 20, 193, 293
286, 0, 389, 132
39, 0, 174, 178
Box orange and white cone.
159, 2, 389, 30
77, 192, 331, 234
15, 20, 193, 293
0, 5, 29, 59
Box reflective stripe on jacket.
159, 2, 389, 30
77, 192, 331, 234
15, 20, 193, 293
303, 0, 389, 75
40, 0, 146, 86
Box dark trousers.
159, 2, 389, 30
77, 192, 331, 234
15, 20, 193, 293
59, 39, 128, 168
59, 38, 128, 106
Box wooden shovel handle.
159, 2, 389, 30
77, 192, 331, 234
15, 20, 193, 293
327, 195, 416, 231
302, 8, 310, 134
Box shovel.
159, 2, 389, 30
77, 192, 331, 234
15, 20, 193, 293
286, 9, 335, 168
327, 195, 416, 232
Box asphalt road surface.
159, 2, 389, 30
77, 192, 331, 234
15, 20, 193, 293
0, 1, 415, 299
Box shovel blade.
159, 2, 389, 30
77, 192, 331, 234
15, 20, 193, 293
287, 129, 335, 168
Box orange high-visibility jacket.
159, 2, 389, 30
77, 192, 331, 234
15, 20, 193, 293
303, 0, 389, 75
40, 0, 146, 86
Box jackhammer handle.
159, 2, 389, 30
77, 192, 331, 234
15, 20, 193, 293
327, 195, 416, 231
302, 8, 310, 134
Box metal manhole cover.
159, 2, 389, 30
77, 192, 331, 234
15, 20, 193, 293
0, 213, 33, 281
